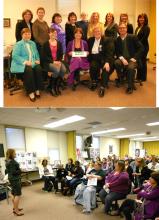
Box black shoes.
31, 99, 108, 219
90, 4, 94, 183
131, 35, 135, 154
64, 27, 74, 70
98, 87, 105, 97
126, 87, 133, 94
50, 88, 58, 97
72, 83, 77, 91
89, 82, 97, 91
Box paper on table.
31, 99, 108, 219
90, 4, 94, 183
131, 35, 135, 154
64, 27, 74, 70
87, 177, 97, 186
66, 175, 73, 180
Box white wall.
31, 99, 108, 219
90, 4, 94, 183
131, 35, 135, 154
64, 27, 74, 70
4, 0, 151, 45
100, 137, 120, 158
0, 125, 68, 173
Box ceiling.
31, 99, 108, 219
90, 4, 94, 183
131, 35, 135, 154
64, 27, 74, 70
0, 108, 159, 140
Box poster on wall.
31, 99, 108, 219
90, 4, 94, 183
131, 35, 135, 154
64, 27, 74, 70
135, 149, 140, 157
15, 152, 38, 170
109, 145, 113, 154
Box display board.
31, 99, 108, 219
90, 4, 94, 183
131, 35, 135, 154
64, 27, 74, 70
15, 152, 38, 170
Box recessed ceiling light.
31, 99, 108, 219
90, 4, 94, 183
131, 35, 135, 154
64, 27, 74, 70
117, 133, 145, 138
92, 128, 126, 135
131, 136, 157, 141
146, 122, 159, 126
44, 115, 85, 128
109, 107, 126, 110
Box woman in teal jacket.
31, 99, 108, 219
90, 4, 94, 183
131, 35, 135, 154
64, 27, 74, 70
11, 28, 43, 102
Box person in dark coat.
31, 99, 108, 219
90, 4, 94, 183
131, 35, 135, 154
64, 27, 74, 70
5, 149, 24, 216
65, 12, 77, 47
119, 13, 134, 34
135, 13, 150, 81
15, 9, 34, 42
114, 22, 143, 94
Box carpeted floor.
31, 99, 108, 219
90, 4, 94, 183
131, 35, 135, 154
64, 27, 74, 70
0, 182, 132, 220
4, 63, 156, 107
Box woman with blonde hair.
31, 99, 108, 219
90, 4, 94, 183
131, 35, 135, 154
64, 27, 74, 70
5, 149, 24, 216
104, 13, 118, 39
87, 12, 104, 39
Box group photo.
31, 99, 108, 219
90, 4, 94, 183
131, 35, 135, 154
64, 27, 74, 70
3, 0, 156, 107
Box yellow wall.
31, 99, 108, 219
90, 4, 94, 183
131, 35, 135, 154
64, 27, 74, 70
66, 131, 76, 162
120, 139, 129, 159
144, 141, 159, 155
149, 0, 156, 63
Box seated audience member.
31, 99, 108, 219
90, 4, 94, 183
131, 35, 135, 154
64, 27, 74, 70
32, 7, 49, 62
125, 159, 133, 183
120, 171, 159, 220
86, 160, 95, 174
87, 12, 104, 39
114, 22, 143, 94
63, 160, 84, 195
96, 156, 101, 162
132, 158, 152, 188
65, 158, 75, 173
15, 9, 34, 42
54, 164, 67, 192
10, 28, 43, 102
74, 161, 105, 214
135, 13, 150, 81
119, 13, 134, 34
76, 12, 88, 41
87, 27, 114, 95
39, 159, 55, 192
65, 12, 77, 47
43, 28, 67, 96
51, 13, 66, 53
104, 13, 118, 39
66, 28, 89, 90
148, 155, 159, 172
99, 160, 129, 215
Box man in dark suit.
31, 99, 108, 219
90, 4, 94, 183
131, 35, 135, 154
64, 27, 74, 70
114, 22, 143, 94
87, 27, 114, 96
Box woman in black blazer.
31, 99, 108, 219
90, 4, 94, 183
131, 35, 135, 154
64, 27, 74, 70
43, 28, 66, 96
135, 13, 150, 81
15, 9, 34, 41
65, 12, 77, 47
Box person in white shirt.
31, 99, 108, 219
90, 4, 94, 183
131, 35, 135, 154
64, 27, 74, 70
148, 156, 159, 172
39, 159, 55, 192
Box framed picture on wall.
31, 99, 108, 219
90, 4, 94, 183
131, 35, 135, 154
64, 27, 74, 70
109, 145, 113, 154
4, 18, 11, 28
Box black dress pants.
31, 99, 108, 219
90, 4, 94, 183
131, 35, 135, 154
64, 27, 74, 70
23, 65, 44, 94
115, 59, 137, 89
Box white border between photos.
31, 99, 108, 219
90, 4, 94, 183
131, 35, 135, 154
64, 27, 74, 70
157, 0, 159, 107
0, 0, 3, 107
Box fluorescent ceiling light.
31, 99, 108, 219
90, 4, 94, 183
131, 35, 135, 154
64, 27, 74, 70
44, 115, 85, 128
142, 139, 159, 142
146, 121, 159, 126
117, 133, 145, 138
109, 107, 126, 110
131, 136, 157, 141
92, 128, 126, 135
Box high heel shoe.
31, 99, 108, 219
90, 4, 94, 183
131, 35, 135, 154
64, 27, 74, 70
13, 211, 24, 216
13, 208, 23, 212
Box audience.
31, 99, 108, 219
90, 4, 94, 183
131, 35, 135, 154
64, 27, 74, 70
51, 13, 66, 53
42, 28, 66, 96
10, 28, 44, 102
15, 9, 34, 42
135, 13, 150, 81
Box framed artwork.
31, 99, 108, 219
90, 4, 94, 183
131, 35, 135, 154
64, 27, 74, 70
4, 18, 11, 28
109, 145, 113, 154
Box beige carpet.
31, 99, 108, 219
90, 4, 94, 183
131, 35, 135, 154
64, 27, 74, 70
0, 182, 128, 220
4, 63, 156, 107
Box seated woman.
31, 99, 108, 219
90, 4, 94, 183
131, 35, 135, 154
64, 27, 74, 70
66, 27, 90, 90
39, 159, 55, 192
120, 171, 159, 220
63, 160, 84, 195
54, 164, 67, 192
10, 28, 43, 102
43, 28, 67, 96
99, 160, 129, 215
